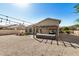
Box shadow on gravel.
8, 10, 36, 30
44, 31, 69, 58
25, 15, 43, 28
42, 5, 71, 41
33, 35, 59, 45
59, 33, 79, 48
33, 34, 79, 49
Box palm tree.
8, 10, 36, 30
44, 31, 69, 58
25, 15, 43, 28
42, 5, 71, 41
74, 4, 79, 26
74, 4, 79, 13
75, 19, 79, 24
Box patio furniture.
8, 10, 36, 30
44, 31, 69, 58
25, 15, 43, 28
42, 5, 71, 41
36, 33, 56, 40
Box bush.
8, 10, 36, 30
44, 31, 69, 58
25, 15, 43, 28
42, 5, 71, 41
24, 32, 31, 35
59, 27, 71, 34
65, 30, 70, 34
59, 30, 64, 33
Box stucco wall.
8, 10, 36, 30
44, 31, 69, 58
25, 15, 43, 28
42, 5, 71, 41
74, 30, 79, 36
0, 30, 25, 35
41, 28, 49, 34
26, 18, 60, 35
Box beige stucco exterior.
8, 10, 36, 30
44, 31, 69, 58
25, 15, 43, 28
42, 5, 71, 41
0, 30, 25, 35
0, 24, 26, 35
73, 30, 79, 36
26, 18, 61, 36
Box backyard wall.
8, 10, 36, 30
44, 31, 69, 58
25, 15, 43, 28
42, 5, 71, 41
74, 30, 79, 36
0, 30, 25, 35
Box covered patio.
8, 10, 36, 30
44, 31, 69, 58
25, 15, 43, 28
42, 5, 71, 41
26, 18, 61, 39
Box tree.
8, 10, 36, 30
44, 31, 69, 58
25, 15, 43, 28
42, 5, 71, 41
74, 4, 79, 13
63, 27, 69, 30
60, 27, 70, 34
63, 27, 70, 33
75, 19, 79, 24
74, 4, 79, 25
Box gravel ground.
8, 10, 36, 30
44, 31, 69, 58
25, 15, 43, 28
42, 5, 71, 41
0, 34, 79, 56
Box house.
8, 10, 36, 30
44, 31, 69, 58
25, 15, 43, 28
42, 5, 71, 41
26, 18, 61, 36
73, 27, 79, 36
67, 25, 79, 36
0, 24, 26, 35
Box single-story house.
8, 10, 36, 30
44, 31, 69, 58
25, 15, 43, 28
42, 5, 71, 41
0, 24, 26, 35
72, 27, 79, 36
26, 18, 61, 36
73, 30, 79, 36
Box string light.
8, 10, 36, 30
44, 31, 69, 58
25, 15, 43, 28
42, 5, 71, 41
0, 14, 32, 24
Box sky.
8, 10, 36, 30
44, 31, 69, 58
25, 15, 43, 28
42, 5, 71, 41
0, 3, 78, 26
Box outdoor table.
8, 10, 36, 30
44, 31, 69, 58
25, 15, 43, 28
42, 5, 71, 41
36, 33, 56, 40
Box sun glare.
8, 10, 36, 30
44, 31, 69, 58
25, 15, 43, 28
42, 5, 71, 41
13, 3, 30, 8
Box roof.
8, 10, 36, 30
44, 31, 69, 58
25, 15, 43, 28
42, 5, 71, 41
36, 18, 61, 25
26, 18, 61, 28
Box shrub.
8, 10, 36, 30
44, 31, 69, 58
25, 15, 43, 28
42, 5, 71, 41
65, 30, 70, 34
59, 30, 64, 33
59, 27, 70, 34
24, 32, 31, 35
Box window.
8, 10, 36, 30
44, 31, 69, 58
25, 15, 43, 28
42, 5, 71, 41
29, 28, 32, 32
36, 28, 38, 33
